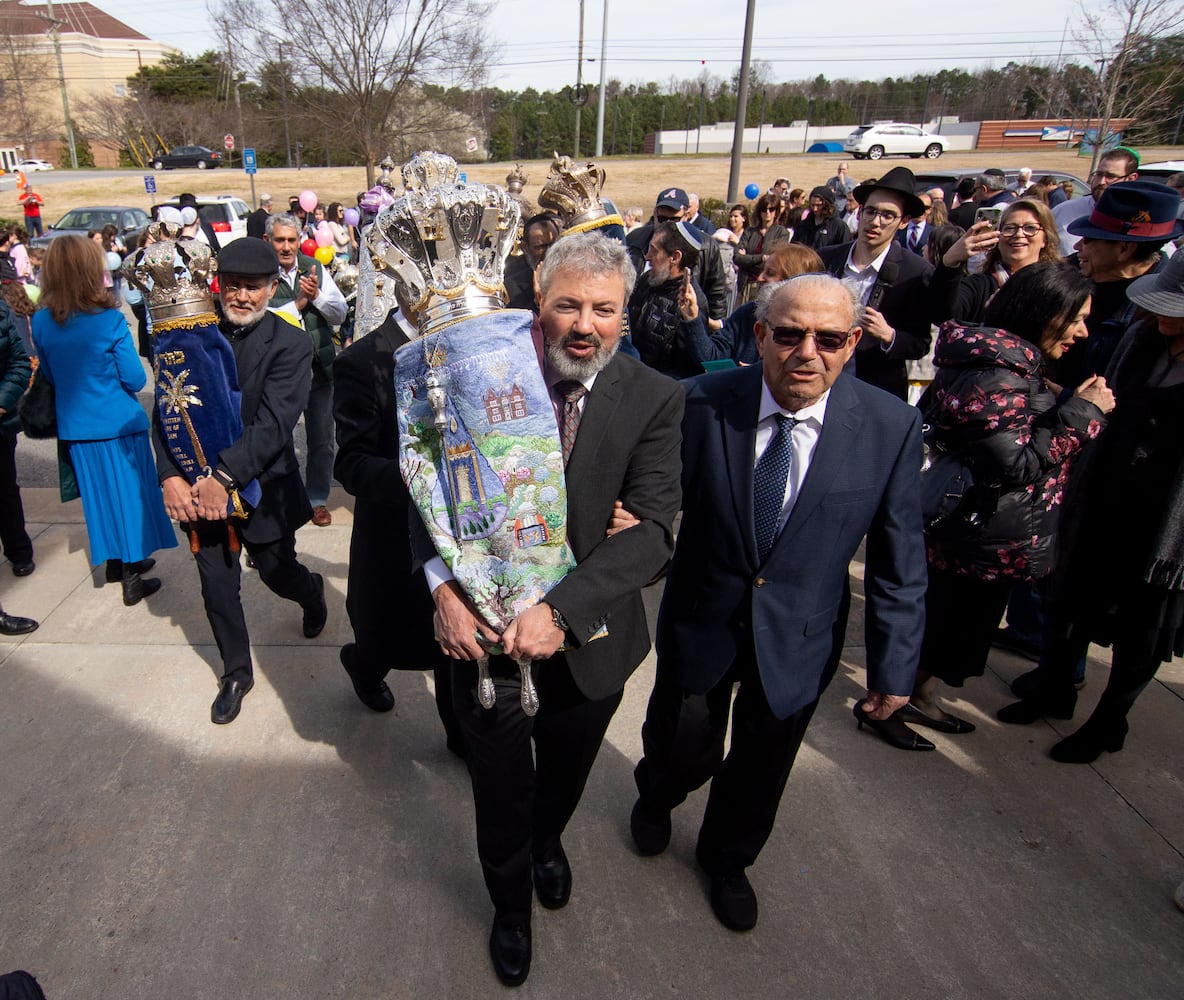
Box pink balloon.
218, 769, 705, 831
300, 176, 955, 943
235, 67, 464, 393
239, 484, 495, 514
315, 222, 333, 247
298, 189, 318, 213
343, 208, 359, 227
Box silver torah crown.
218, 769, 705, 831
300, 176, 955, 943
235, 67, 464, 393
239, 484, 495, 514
121, 234, 216, 324
367, 151, 521, 338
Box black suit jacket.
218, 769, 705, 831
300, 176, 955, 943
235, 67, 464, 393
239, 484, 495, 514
818, 241, 949, 399
657, 366, 926, 719
332, 319, 447, 669
246, 207, 270, 240
412, 351, 684, 702
153, 310, 313, 543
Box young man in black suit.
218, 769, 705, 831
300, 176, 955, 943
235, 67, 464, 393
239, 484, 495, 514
817, 166, 956, 399
156, 239, 326, 725
424, 232, 684, 986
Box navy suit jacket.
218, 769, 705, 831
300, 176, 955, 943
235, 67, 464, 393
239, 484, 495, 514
655, 364, 926, 719
895, 221, 931, 255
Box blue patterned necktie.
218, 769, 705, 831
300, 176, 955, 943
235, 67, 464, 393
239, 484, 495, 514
753, 413, 797, 559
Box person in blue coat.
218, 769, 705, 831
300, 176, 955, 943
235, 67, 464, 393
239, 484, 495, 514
32, 235, 175, 604
630, 274, 928, 932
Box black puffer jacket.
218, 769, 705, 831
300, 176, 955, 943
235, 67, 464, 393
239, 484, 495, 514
925, 321, 1106, 582
0, 300, 30, 437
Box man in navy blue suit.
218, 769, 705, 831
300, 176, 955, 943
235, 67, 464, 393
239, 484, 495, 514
630, 274, 928, 931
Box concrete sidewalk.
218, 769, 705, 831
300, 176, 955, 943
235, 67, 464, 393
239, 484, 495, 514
0, 486, 1181, 999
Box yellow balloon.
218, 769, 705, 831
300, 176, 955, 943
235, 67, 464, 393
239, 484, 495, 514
314, 245, 335, 265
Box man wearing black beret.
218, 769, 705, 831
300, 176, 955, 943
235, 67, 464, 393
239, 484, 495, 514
155, 238, 327, 725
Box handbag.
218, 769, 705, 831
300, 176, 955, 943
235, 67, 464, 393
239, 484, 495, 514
18, 366, 56, 439
920, 425, 1000, 537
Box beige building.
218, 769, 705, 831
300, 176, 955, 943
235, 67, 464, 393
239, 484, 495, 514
0, 1, 177, 167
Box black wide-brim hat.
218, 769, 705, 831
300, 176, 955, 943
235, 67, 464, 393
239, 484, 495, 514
1067, 180, 1184, 243
852, 166, 925, 219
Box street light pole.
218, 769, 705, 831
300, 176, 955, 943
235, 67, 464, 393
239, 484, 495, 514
594, 0, 609, 156
726, 0, 756, 202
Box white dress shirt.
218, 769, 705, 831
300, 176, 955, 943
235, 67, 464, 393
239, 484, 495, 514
274, 262, 348, 326
753, 380, 829, 531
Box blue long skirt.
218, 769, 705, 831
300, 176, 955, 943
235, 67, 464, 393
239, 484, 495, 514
67, 431, 178, 565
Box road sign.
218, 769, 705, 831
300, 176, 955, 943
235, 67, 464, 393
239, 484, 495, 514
243, 148, 257, 175
144, 175, 156, 195
224, 133, 235, 150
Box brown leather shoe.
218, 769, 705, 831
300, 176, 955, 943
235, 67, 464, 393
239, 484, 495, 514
311, 506, 332, 527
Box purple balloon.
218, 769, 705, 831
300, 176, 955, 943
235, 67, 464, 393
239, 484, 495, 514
343, 207, 360, 227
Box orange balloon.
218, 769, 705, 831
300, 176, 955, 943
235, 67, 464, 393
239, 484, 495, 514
314, 245, 335, 265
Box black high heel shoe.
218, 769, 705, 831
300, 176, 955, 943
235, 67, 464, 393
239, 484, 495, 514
852, 700, 935, 752
899, 701, 976, 734
1049, 717, 1128, 764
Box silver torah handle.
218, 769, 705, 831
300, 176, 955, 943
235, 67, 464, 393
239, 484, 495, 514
517, 659, 539, 717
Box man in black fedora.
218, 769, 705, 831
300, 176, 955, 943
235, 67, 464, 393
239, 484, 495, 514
816, 165, 956, 399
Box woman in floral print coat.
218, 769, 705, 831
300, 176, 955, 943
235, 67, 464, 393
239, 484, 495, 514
897, 263, 1115, 739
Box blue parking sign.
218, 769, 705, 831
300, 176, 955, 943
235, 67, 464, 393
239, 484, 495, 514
243, 148, 257, 174
144, 175, 156, 194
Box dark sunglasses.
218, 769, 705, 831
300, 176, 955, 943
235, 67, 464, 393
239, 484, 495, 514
768, 327, 853, 352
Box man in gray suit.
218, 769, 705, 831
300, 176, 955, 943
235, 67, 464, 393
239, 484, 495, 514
425, 232, 683, 986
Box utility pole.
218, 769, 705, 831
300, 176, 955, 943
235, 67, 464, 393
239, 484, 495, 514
39, 0, 78, 168
279, 54, 293, 169
594, 0, 609, 156
726, 0, 756, 201
224, 25, 253, 207
572, 0, 586, 156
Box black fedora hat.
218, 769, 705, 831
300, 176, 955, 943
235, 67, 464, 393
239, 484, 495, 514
852, 166, 925, 219
1066, 180, 1184, 244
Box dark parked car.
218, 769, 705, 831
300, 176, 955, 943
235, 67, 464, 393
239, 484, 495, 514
152, 145, 222, 170
30, 206, 152, 251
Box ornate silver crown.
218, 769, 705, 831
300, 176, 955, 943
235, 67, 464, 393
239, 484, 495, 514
121, 235, 216, 325
538, 153, 610, 231
366, 151, 521, 338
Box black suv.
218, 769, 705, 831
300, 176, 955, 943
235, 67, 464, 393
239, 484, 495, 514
152, 145, 222, 170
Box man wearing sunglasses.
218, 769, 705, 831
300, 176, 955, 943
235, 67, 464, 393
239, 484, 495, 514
630, 274, 926, 932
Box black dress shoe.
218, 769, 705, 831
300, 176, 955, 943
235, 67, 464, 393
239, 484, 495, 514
1049, 717, 1128, 764
211, 675, 254, 725
105, 558, 156, 583
532, 840, 571, 910
630, 798, 672, 856
302, 573, 327, 638
338, 644, 394, 712
0, 612, 38, 635
899, 701, 976, 734
996, 696, 1075, 725
12, 559, 34, 577
1011, 664, 1087, 698
852, 700, 935, 751
696, 845, 757, 931
489, 917, 531, 987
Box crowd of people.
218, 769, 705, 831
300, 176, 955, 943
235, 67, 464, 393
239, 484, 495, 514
2, 149, 1184, 987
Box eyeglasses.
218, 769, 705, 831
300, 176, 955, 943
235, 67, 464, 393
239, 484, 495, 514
860, 206, 901, 224
1090, 169, 1131, 182
768, 327, 853, 352
762, 206, 779, 214
999, 223, 1043, 238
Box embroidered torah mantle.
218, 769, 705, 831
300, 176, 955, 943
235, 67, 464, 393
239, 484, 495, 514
395, 308, 575, 631
153, 316, 262, 517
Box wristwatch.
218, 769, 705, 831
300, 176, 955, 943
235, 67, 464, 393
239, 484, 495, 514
549, 605, 569, 633
212, 467, 237, 492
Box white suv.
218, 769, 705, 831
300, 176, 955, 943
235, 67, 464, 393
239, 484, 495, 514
152, 194, 250, 244
844, 124, 947, 161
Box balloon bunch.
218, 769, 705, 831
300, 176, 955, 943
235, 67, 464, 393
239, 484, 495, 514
296, 189, 339, 264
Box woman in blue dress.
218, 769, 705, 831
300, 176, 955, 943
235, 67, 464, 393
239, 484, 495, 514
31, 235, 176, 605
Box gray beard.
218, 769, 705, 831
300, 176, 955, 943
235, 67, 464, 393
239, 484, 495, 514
220, 302, 269, 333
545, 333, 619, 380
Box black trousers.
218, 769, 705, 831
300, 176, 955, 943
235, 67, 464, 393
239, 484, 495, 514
0, 432, 32, 567
191, 520, 319, 679
452, 654, 623, 924
634, 651, 818, 875
918, 565, 1012, 687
